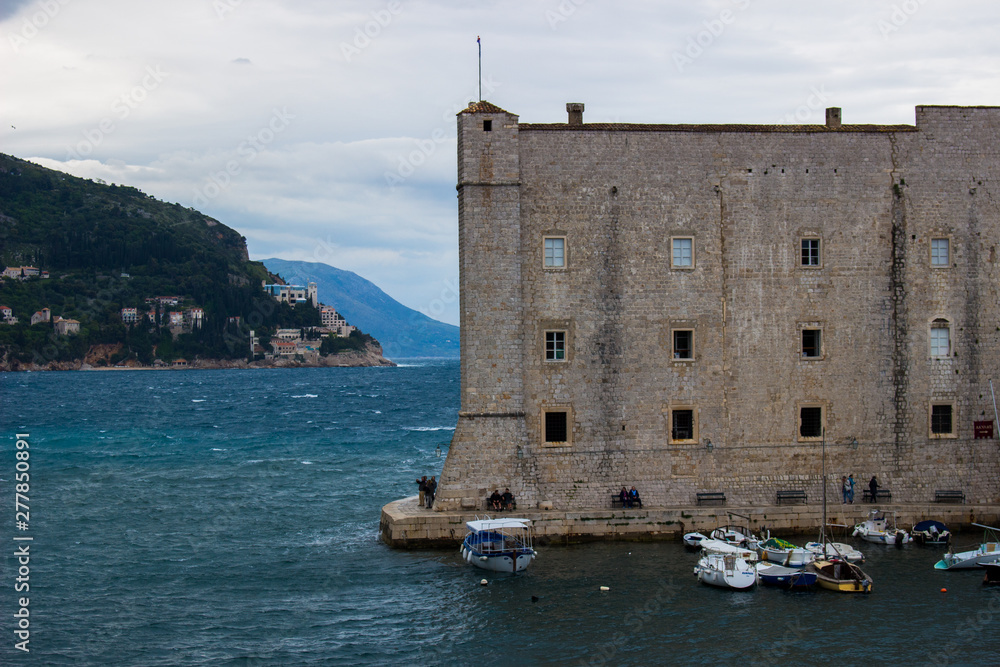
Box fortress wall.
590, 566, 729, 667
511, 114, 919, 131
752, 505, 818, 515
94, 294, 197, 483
437, 103, 1000, 514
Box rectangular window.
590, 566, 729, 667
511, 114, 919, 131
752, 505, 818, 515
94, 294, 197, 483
544, 237, 565, 268
802, 329, 821, 358
931, 404, 953, 435
671, 237, 693, 268
671, 409, 694, 441
931, 238, 949, 267
545, 331, 566, 361
801, 238, 821, 267
799, 406, 822, 439
483, 119, 492, 132
930, 322, 950, 357
672, 329, 693, 359
544, 411, 568, 443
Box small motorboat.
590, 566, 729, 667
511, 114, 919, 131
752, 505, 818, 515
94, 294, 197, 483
981, 563, 1000, 586
911, 520, 951, 546
806, 559, 873, 593
699, 538, 758, 562
853, 509, 912, 546
683, 532, 709, 549
710, 524, 762, 550
694, 552, 757, 590
460, 517, 536, 573
758, 537, 815, 568
804, 541, 865, 563
934, 524, 1000, 570
755, 562, 818, 590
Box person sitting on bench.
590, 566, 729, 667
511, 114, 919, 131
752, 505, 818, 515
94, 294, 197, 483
501, 488, 515, 511
489, 489, 502, 511
629, 486, 642, 509
619, 486, 630, 508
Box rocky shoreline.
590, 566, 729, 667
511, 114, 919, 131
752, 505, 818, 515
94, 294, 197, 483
0, 344, 395, 371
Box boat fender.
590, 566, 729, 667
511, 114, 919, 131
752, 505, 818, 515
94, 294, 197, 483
600, 586, 610, 591
480, 579, 488, 586
479, 556, 488, 561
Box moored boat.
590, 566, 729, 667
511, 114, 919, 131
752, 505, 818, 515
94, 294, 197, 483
804, 541, 865, 563
683, 532, 709, 549
758, 537, 815, 568
694, 552, 757, 590
934, 524, 1000, 570
460, 517, 536, 573
699, 538, 759, 562
981, 563, 1000, 586
806, 559, 873, 593
755, 562, 818, 590
853, 509, 912, 546
911, 520, 951, 546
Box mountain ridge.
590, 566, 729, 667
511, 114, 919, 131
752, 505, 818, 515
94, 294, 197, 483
261, 258, 459, 358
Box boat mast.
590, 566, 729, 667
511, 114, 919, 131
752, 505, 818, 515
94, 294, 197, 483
821, 428, 827, 548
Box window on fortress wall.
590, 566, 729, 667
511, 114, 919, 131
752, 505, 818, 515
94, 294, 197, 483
670, 409, 695, 442
931, 238, 950, 267
483, 119, 492, 132
802, 329, 822, 358
545, 331, 566, 361
930, 403, 955, 437
544, 237, 565, 268
672, 329, 693, 359
671, 237, 694, 269
543, 410, 569, 444
930, 320, 951, 357
799, 406, 823, 439
801, 238, 821, 267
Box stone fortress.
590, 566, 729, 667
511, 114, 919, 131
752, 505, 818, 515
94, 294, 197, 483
430, 100, 1000, 517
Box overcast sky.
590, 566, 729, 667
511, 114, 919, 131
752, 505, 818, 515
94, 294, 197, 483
3, 0, 999, 326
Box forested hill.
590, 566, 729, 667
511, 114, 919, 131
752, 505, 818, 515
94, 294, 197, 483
0, 154, 324, 367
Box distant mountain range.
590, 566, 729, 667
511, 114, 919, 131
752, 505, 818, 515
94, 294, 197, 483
262, 258, 459, 359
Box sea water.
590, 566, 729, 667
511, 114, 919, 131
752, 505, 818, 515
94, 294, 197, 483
1, 360, 997, 665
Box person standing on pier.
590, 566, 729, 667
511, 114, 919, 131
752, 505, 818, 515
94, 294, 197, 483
868, 475, 879, 503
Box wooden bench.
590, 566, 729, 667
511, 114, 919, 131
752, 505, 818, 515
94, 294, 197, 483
862, 489, 892, 503
935, 489, 965, 503
483, 498, 517, 511
777, 489, 807, 504
611, 494, 643, 508
696, 491, 726, 506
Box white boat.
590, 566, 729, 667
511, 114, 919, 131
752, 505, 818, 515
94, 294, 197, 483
755, 562, 818, 589
460, 517, 536, 573
758, 537, 815, 568
852, 509, 912, 545
694, 552, 757, 590
911, 520, 951, 546
699, 538, 759, 562
805, 541, 865, 563
934, 524, 1000, 570
710, 524, 762, 550
683, 532, 709, 549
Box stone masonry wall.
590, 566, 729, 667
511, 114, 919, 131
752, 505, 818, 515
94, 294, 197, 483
438, 103, 1000, 513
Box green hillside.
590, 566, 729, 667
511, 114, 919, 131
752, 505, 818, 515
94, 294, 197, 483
0, 154, 320, 366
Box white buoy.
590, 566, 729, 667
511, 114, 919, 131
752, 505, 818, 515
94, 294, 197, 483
600, 586, 610, 591
480, 579, 488, 586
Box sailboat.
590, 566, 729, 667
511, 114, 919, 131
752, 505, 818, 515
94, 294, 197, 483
804, 430, 874, 593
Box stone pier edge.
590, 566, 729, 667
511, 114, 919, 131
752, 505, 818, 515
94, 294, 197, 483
379, 496, 1000, 549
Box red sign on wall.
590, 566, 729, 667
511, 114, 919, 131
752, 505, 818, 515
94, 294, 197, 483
974, 421, 995, 439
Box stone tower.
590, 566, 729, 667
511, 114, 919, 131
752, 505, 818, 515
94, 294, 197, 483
434, 101, 533, 511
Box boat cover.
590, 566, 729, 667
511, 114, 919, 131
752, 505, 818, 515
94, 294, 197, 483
913, 520, 948, 533
466, 518, 531, 532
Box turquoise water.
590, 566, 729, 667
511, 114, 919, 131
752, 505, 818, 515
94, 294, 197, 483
1, 360, 998, 665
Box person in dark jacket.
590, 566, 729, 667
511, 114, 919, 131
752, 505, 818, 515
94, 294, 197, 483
426, 476, 437, 508
629, 486, 642, 509
416, 476, 427, 507
868, 475, 879, 503
619, 486, 630, 508
501, 488, 514, 511
489, 489, 502, 511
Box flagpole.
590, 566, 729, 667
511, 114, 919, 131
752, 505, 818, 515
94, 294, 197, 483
477, 36, 482, 101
